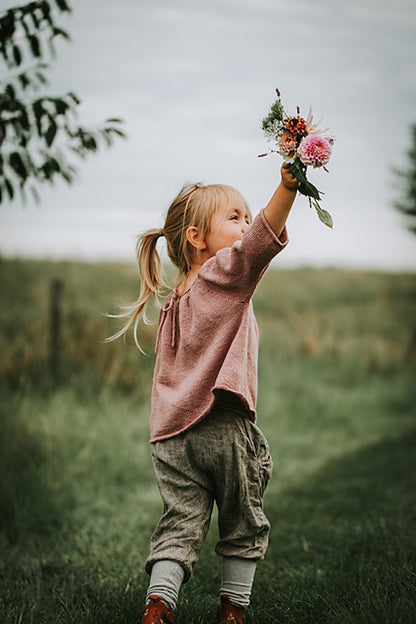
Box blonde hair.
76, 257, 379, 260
108, 182, 251, 349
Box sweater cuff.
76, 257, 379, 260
260, 209, 289, 248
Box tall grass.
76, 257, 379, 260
0, 258, 157, 397
0, 258, 415, 623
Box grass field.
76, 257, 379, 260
0, 258, 415, 623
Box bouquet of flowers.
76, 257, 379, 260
259, 88, 335, 228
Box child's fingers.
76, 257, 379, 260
281, 163, 300, 189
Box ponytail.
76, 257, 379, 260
136, 227, 166, 322
106, 228, 167, 351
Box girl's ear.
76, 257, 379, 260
186, 226, 207, 250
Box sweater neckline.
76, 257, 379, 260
175, 272, 199, 298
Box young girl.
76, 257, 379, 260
115, 163, 298, 624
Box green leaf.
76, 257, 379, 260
29, 35, 41, 58
1, 12, 16, 47
5, 83, 16, 101
12, 44, 22, 66
41, 157, 61, 181
54, 0, 72, 14
35, 70, 48, 86
289, 160, 321, 200
18, 71, 30, 89
52, 26, 71, 41
29, 8, 40, 30
32, 99, 44, 136
55, 98, 69, 115
312, 200, 333, 229
45, 117, 57, 147
105, 127, 126, 139
5, 177, 14, 200
9, 152, 27, 181
60, 167, 75, 184
40, 1, 52, 23
67, 92, 81, 106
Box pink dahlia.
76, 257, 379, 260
278, 131, 298, 161
297, 134, 333, 167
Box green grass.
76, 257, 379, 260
0, 259, 415, 623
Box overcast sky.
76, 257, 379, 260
1, 0, 416, 270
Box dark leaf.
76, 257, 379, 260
45, 116, 57, 146
32, 99, 44, 136
299, 179, 321, 201
19, 132, 28, 148
1, 45, 12, 68
41, 157, 61, 181
52, 26, 70, 41
39, 1, 52, 23
5, 177, 14, 200
16, 104, 30, 131
105, 127, 126, 139
5, 83, 16, 101
60, 167, 75, 184
0, 11, 16, 42
79, 130, 97, 151
9, 151, 28, 182
18, 72, 30, 90
55, 98, 69, 115
29, 34, 41, 57
35, 70, 48, 85
67, 91, 81, 105
12, 44, 21, 66
29, 9, 40, 31
54, 0, 72, 13
290, 160, 321, 200
20, 11, 30, 35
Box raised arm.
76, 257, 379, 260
263, 163, 299, 237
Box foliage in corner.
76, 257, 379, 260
394, 122, 416, 234
0, 0, 126, 205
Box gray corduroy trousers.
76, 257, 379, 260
145, 392, 273, 582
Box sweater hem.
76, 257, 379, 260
150, 386, 256, 443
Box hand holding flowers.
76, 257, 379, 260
259, 89, 335, 228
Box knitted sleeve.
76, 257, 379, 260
196, 209, 288, 301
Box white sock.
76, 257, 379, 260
146, 560, 184, 612
220, 556, 257, 608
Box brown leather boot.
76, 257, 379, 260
217, 595, 245, 624
140, 595, 175, 624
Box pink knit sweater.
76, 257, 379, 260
150, 209, 289, 442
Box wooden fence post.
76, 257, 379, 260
50, 278, 63, 377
